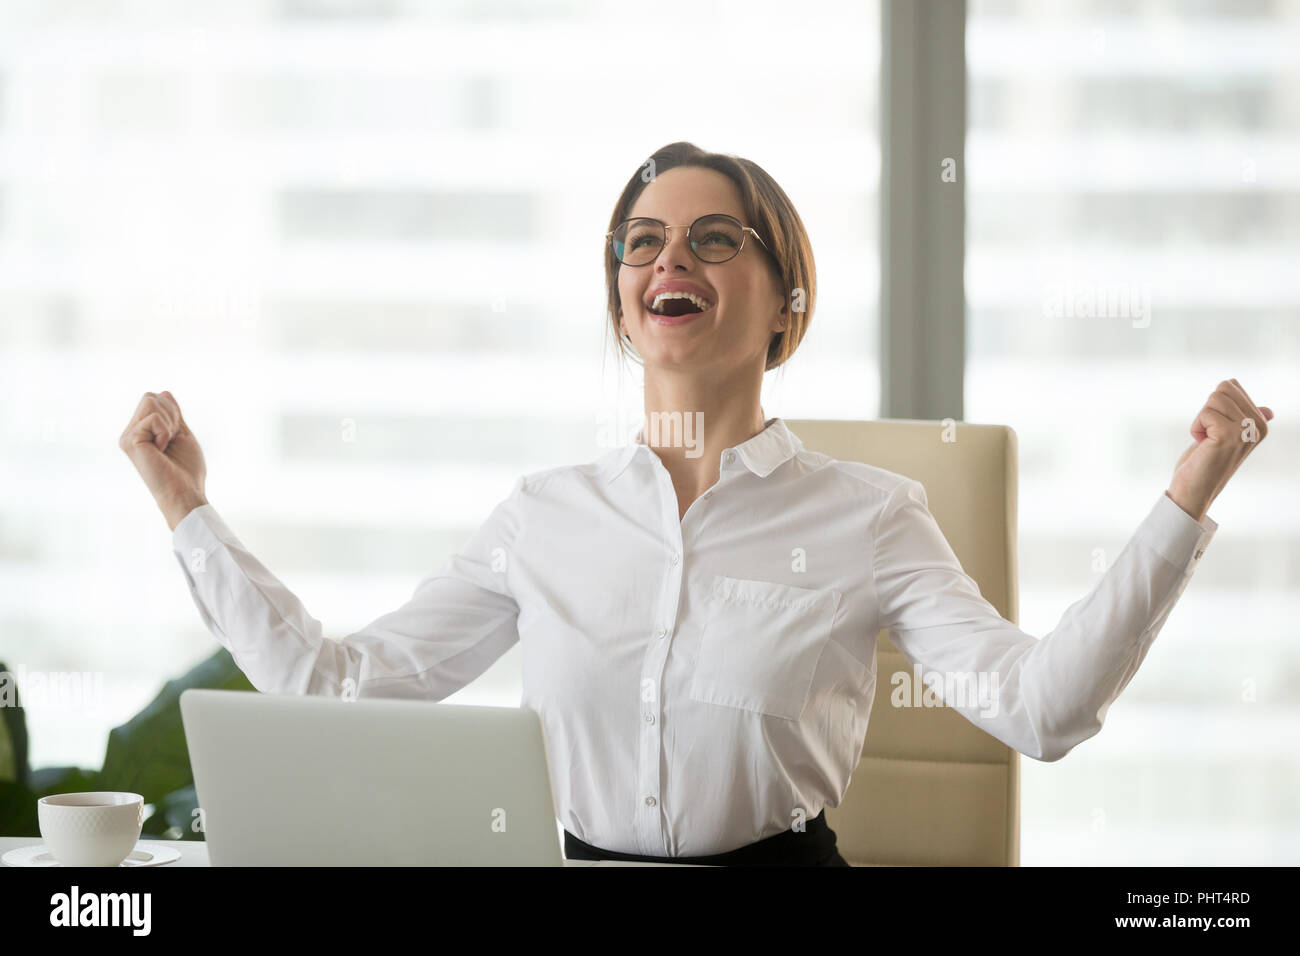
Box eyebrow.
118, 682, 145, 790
626, 213, 737, 223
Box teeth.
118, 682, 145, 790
651, 291, 712, 313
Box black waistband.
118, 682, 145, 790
563, 810, 842, 866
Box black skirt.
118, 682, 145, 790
563, 810, 850, 866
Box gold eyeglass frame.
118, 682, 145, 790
606, 214, 771, 266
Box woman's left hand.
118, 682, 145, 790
1166, 378, 1273, 523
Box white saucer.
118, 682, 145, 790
2, 841, 183, 867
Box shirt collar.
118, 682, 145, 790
598, 415, 803, 482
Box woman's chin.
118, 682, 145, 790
638, 343, 719, 372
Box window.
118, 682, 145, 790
967, 0, 1300, 864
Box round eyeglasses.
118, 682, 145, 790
607, 214, 771, 266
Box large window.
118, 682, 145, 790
0, 1, 879, 770
967, 0, 1300, 864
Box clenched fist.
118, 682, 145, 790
119, 390, 208, 531
1166, 378, 1273, 524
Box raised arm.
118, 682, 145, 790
872, 477, 1216, 762
170, 479, 524, 699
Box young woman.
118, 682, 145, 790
121, 142, 1273, 867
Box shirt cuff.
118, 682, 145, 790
1138, 491, 1219, 574
172, 503, 243, 553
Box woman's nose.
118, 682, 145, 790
656, 227, 695, 268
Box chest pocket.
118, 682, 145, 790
688, 575, 843, 721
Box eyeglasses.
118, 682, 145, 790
606, 213, 771, 266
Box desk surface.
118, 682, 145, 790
0, 836, 691, 867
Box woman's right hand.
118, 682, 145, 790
119, 390, 208, 530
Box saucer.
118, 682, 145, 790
2, 841, 183, 867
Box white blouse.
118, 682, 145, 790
170, 417, 1218, 857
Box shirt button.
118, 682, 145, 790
644, 796, 657, 807
656, 627, 667, 639
644, 713, 655, 724
703, 490, 712, 500
723, 451, 736, 465
669, 552, 680, 566
1194, 549, 1205, 560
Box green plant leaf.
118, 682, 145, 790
0, 782, 38, 836
0, 649, 254, 839
0, 660, 30, 786
5, 767, 102, 838
96, 648, 255, 805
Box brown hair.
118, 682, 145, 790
604, 142, 816, 372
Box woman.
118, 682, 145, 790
120, 142, 1273, 867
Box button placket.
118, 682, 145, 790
633, 450, 689, 855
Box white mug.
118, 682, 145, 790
37, 792, 145, 867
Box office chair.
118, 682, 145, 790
786, 418, 1021, 866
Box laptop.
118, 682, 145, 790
179, 688, 566, 866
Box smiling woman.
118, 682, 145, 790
603, 141, 817, 372
133, 135, 1267, 871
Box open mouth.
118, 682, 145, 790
647, 291, 713, 324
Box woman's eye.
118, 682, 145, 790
701, 231, 738, 246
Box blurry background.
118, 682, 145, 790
965, 0, 1299, 863
0, 0, 1295, 863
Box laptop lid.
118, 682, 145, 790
179, 689, 564, 866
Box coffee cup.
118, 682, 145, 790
37, 792, 145, 867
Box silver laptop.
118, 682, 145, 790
179, 689, 565, 866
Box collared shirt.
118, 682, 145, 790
171, 417, 1218, 857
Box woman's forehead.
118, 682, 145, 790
627, 168, 744, 221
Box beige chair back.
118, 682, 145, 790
786, 418, 1021, 866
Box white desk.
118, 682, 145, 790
0, 836, 692, 867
